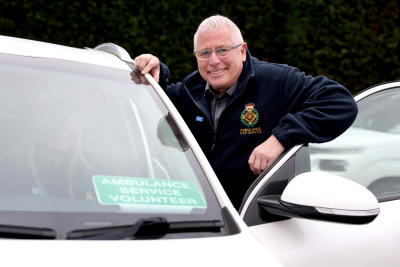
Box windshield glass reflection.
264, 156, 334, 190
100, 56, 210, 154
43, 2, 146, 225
0, 54, 221, 227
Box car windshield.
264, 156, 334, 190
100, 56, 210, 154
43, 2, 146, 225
0, 52, 223, 238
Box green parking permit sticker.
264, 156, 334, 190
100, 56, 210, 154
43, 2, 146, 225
92, 176, 207, 210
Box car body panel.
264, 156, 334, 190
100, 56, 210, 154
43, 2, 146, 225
249, 199, 400, 267
0, 229, 283, 266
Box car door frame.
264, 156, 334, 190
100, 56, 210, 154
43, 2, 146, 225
240, 81, 400, 224
238, 81, 400, 267
239, 144, 304, 226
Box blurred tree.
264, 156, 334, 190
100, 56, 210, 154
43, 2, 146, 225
281, 0, 400, 92
0, 0, 399, 93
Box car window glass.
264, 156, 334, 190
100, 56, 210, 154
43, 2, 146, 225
308, 87, 400, 201
0, 53, 223, 234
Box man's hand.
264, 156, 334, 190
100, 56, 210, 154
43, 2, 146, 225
248, 135, 285, 176
133, 54, 160, 83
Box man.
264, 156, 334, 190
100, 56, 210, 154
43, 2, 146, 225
132, 15, 358, 210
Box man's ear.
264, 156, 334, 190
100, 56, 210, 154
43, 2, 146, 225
241, 43, 247, 62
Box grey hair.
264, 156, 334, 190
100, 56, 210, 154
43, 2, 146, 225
193, 15, 244, 51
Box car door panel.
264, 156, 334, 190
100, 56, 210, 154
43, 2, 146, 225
242, 83, 400, 266
249, 199, 400, 266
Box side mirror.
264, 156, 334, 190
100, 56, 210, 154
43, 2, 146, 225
258, 171, 380, 224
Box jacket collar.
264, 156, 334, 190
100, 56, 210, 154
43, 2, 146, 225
183, 49, 256, 100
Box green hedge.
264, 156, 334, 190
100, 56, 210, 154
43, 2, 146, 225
1, 0, 399, 93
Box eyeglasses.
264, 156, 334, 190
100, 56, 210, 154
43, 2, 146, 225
194, 42, 244, 61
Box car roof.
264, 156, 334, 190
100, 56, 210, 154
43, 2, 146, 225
0, 35, 131, 72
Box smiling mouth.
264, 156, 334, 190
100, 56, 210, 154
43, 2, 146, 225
209, 69, 226, 74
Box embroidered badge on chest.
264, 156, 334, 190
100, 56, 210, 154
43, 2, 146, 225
241, 102, 259, 127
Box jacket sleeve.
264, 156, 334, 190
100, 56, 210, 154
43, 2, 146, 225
158, 62, 183, 103
271, 67, 358, 149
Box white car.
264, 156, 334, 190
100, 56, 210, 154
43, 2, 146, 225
310, 84, 400, 196
0, 35, 398, 267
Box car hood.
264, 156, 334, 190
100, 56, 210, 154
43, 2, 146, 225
0, 232, 283, 266
311, 127, 400, 149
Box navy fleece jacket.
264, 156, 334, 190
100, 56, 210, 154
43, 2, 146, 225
159, 49, 358, 210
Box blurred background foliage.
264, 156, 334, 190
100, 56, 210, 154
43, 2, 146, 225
0, 0, 399, 93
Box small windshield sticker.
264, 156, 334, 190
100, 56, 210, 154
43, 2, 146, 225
92, 176, 207, 212
86, 191, 96, 202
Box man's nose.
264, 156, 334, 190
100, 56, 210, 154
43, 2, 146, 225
208, 51, 221, 65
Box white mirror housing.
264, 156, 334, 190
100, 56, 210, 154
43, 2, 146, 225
282, 171, 379, 212
258, 171, 380, 224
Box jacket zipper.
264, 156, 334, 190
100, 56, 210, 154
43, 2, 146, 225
212, 77, 250, 168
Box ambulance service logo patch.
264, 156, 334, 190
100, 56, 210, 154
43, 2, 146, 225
241, 102, 259, 127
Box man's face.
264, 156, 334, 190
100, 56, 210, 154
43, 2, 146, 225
196, 27, 247, 94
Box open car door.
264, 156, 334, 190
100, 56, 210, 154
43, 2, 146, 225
239, 82, 400, 267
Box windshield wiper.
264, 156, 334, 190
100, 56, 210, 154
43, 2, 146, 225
67, 217, 224, 240
0, 224, 56, 239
